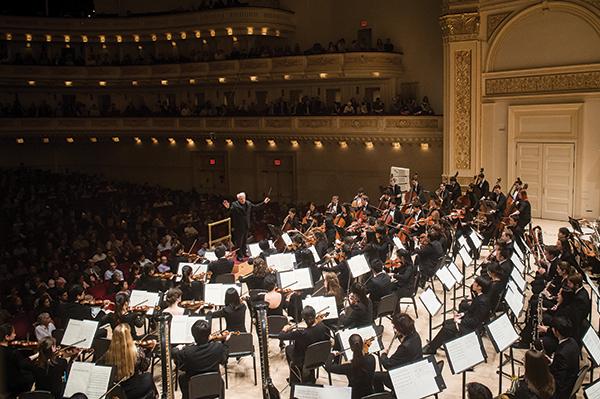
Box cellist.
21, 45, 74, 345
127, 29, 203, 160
446, 174, 462, 206
282, 208, 301, 232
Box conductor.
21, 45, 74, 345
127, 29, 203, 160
223, 192, 270, 261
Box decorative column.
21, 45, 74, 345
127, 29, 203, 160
440, 11, 482, 184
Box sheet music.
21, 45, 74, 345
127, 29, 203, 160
469, 231, 482, 249
347, 254, 371, 278
302, 295, 339, 319
176, 262, 208, 282
64, 362, 112, 399
444, 331, 485, 374
583, 326, 600, 366
486, 313, 519, 352
585, 377, 600, 399
585, 273, 600, 297
513, 241, 524, 260
171, 315, 208, 344
435, 266, 456, 290
293, 385, 352, 399
204, 283, 241, 306
130, 289, 160, 314
447, 262, 463, 284
204, 251, 218, 261
61, 319, 98, 349
458, 235, 468, 249
389, 357, 442, 399
510, 267, 527, 293
307, 246, 321, 262
282, 232, 293, 246
510, 253, 525, 274
458, 246, 472, 266
248, 240, 275, 258
419, 288, 442, 316
293, 385, 321, 399
278, 268, 313, 291
504, 284, 524, 317
337, 325, 381, 359
393, 236, 405, 250
266, 253, 295, 272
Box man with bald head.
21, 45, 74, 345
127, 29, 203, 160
223, 192, 270, 260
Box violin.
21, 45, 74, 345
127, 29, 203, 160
129, 305, 160, 313
384, 258, 402, 272
8, 340, 38, 349
178, 300, 214, 310
80, 298, 114, 307
363, 336, 376, 354
135, 339, 158, 349
155, 272, 175, 280
189, 271, 212, 282
209, 330, 240, 342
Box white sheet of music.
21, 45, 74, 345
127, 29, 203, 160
585, 273, 600, 297
435, 266, 456, 290
204, 283, 241, 306
393, 236, 405, 250
248, 240, 275, 258
389, 357, 440, 399
469, 231, 482, 249
419, 288, 442, 316
61, 319, 98, 349
448, 262, 464, 284
130, 289, 160, 314
64, 362, 112, 399
513, 241, 525, 260
458, 235, 468, 248
302, 295, 338, 319
337, 325, 381, 359
170, 315, 208, 344
510, 253, 525, 274
510, 267, 527, 293
458, 246, 472, 266
308, 246, 321, 262
585, 377, 600, 399
293, 385, 352, 399
203, 251, 218, 261
279, 268, 313, 291
583, 326, 600, 366
486, 313, 519, 352
176, 262, 208, 282
282, 232, 293, 246
266, 253, 295, 272
504, 284, 524, 317
347, 254, 371, 278
444, 331, 485, 374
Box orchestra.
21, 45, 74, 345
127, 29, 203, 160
1, 172, 599, 399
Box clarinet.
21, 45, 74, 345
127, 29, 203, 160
531, 292, 543, 349
158, 312, 175, 399
255, 303, 280, 399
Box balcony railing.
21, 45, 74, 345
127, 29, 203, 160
1, 115, 442, 142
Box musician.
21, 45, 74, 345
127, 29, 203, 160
339, 283, 373, 329
352, 188, 366, 210
326, 334, 376, 399
486, 263, 505, 313
423, 276, 491, 354
383, 199, 405, 231
223, 192, 270, 261
323, 272, 345, 312
279, 305, 331, 384
511, 190, 532, 236
101, 324, 156, 399
302, 202, 318, 231
365, 259, 394, 317
537, 246, 560, 283
475, 170, 490, 199
319, 244, 351, 293
163, 288, 185, 316
505, 349, 555, 399
257, 239, 277, 260
239, 257, 272, 290
326, 195, 340, 215
34, 312, 56, 342
548, 317, 580, 399
100, 292, 144, 339
565, 273, 590, 342
415, 232, 444, 287
32, 337, 74, 399
373, 313, 422, 393
210, 288, 247, 332
293, 234, 320, 284
135, 264, 162, 292
172, 320, 229, 399
391, 249, 416, 298
538, 288, 577, 354
207, 245, 234, 283
496, 247, 514, 283
263, 274, 286, 316
447, 175, 462, 204
0, 323, 34, 398
282, 208, 301, 232
557, 238, 578, 270
437, 182, 451, 212
313, 231, 329, 260
179, 265, 205, 301
56, 284, 102, 327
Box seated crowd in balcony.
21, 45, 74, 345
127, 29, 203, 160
0, 94, 435, 118
0, 36, 396, 67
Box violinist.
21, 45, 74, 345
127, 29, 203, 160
0, 323, 34, 398
210, 288, 247, 332
414, 232, 443, 287
172, 320, 229, 399
365, 259, 394, 318
339, 283, 373, 329
207, 245, 234, 283
102, 324, 156, 399
282, 208, 301, 232
56, 285, 106, 328
163, 288, 185, 316
383, 199, 405, 232
511, 190, 532, 236
365, 226, 391, 264
323, 272, 345, 312
326, 334, 376, 399
279, 305, 331, 384
264, 274, 286, 316
475, 170, 490, 199
257, 239, 277, 260
135, 264, 162, 292
178, 265, 205, 301
391, 249, 415, 299
100, 292, 145, 339
293, 235, 320, 284
447, 174, 462, 205
302, 202, 318, 231
239, 257, 272, 291
313, 230, 329, 260
319, 244, 351, 293
32, 336, 76, 399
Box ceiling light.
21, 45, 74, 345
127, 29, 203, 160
225, 139, 233, 146
205, 138, 213, 146
339, 141, 347, 148
180, 32, 187, 40
151, 137, 158, 144
134, 137, 142, 144
261, 27, 268, 35
45, 34, 52, 42
189, 79, 196, 84
132, 80, 138, 86
268, 139, 276, 147
81, 35, 88, 43
171, 41, 177, 47
168, 137, 176, 145
98, 81, 107, 86
319, 73, 328, 79
64, 81, 73, 86
151, 34, 157, 42
99, 35, 105, 43
112, 136, 120, 143
290, 140, 299, 147
209, 29, 216, 37
133, 34, 140, 42
161, 80, 168, 85
6, 33, 12, 40
16, 138, 24, 144
27, 80, 36, 86
246, 139, 254, 146
194, 31, 201, 38
115, 35, 122, 43
25, 34, 32, 42
218, 77, 226, 83
64, 35, 70, 43
314, 140, 323, 148
284, 74, 291, 80
275, 30, 280, 36
42, 137, 50, 143
247, 26, 254, 35
392, 142, 401, 149
232, 36, 238, 42
90, 137, 98, 143
365, 141, 374, 149
372, 71, 380, 77
66, 137, 74, 143
420, 142, 430, 150
165, 33, 172, 40
226, 27, 233, 36
250, 76, 258, 82
187, 138, 195, 146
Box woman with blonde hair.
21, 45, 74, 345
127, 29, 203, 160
163, 287, 184, 315
324, 272, 344, 311
508, 349, 555, 399
103, 323, 156, 399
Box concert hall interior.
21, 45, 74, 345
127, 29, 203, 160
1, 0, 600, 399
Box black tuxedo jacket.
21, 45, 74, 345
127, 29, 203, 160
550, 337, 580, 399
366, 273, 394, 304
460, 293, 490, 332
380, 331, 423, 370
208, 258, 234, 282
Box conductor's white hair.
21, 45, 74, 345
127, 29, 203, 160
236, 192, 246, 199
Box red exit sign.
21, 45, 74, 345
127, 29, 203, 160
273, 159, 281, 166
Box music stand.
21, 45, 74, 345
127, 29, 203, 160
585, 377, 600, 399
485, 313, 520, 394
583, 324, 600, 382
419, 287, 443, 342
443, 331, 487, 399
388, 355, 446, 399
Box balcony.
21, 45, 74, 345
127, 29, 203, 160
0, 52, 404, 85
1, 115, 442, 142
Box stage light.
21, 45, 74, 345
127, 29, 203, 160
218, 77, 226, 83
171, 41, 177, 47
115, 35, 122, 43
66, 137, 74, 143
187, 138, 195, 146
319, 73, 328, 79
25, 34, 32, 42
165, 32, 172, 40
261, 27, 268, 35
64, 81, 73, 86
283, 74, 291, 80
194, 31, 201, 38
232, 36, 238, 42
365, 141, 374, 149
247, 26, 254, 35
151, 137, 158, 144
314, 140, 323, 148
131, 81, 138, 86
134, 137, 142, 144
26, 43, 31, 48
372, 71, 380, 77
275, 30, 280, 37
161, 80, 168, 86
101, 44, 107, 49
42, 137, 50, 144
5, 33, 12, 40
210, 29, 216, 37
99, 35, 105, 43
65, 44, 71, 49
268, 139, 276, 147
98, 81, 107, 86
180, 32, 187, 40
421, 143, 430, 150
45, 34, 52, 42
137, 45, 143, 50
112, 137, 120, 143
226, 27, 233, 36
27, 80, 36, 86
64, 35, 70, 43
250, 76, 258, 82
189, 79, 196, 85
133, 34, 140, 42
168, 137, 176, 145
392, 142, 401, 150
246, 139, 254, 146
225, 139, 233, 146
205, 138, 213, 146
81, 35, 88, 43
90, 137, 98, 143
290, 140, 299, 147
151, 34, 157, 42
339, 141, 347, 148
16, 138, 24, 144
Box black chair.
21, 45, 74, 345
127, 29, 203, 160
188, 372, 224, 399
267, 315, 289, 338
361, 393, 393, 399
302, 340, 332, 384
570, 364, 590, 398
215, 274, 235, 284
19, 391, 53, 399
373, 324, 385, 371
51, 328, 65, 344
398, 270, 420, 318
92, 337, 112, 362
376, 293, 399, 325
224, 333, 257, 388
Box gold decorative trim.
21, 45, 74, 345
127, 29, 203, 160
339, 119, 379, 129
234, 119, 260, 128
264, 118, 292, 128
486, 12, 510, 40
454, 50, 472, 170
440, 12, 480, 41
385, 118, 440, 129
297, 119, 332, 128
485, 71, 600, 96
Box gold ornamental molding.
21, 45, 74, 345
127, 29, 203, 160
440, 12, 480, 42
454, 49, 473, 170
485, 70, 600, 96
486, 12, 510, 40
384, 118, 440, 129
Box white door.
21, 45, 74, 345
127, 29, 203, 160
515, 143, 574, 220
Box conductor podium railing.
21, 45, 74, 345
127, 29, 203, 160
208, 217, 232, 249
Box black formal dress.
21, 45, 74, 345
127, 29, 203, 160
279, 323, 331, 383
549, 337, 580, 399
339, 300, 373, 329
328, 354, 376, 399
393, 263, 416, 298
208, 258, 234, 282
415, 241, 443, 280
366, 272, 394, 318
210, 304, 247, 332
103, 347, 155, 399
227, 199, 265, 258
32, 358, 69, 399
374, 331, 423, 392
0, 346, 34, 398
172, 341, 228, 399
